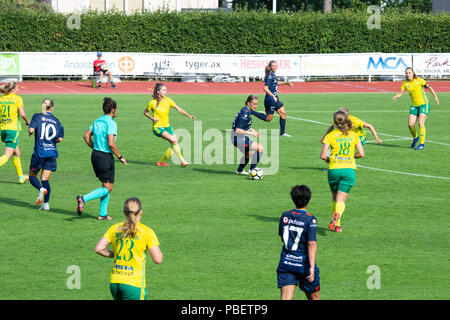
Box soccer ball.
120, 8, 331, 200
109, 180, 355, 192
250, 168, 264, 180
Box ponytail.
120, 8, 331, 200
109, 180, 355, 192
120, 197, 143, 239
265, 60, 276, 79
152, 83, 166, 106
41, 98, 54, 115
334, 111, 352, 135
0, 82, 18, 95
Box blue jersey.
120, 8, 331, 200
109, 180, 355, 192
278, 209, 317, 274
265, 71, 278, 97
90, 114, 117, 153
29, 112, 64, 158
232, 106, 252, 134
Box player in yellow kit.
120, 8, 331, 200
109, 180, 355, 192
320, 111, 364, 233
143, 83, 195, 167
95, 197, 163, 300
392, 67, 440, 150
0, 82, 30, 183
320, 107, 382, 146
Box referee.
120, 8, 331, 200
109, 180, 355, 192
77, 97, 127, 220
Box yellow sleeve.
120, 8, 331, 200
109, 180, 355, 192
167, 97, 176, 108
418, 77, 427, 87
103, 225, 116, 243
17, 96, 24, 108
323, 132, 332, 145
350, 116, 364, 129
401, 81, 407, 91
146, 228, 160, 250
147, 100, 155, 112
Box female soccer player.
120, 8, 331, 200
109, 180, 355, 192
392, 67, 439, 150
277, 185, 320, 300
28, 99, 64, 211
320, 107, 382, 146
251, 60, 293, 137
320, 111, 364, 233
0, 81, 30, 184
95, 197, 163, 300
144, 83, 195, 167
231, 95, 264, 175
76, 97, 127, 220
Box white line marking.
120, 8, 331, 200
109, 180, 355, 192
285, 115, 450, 147
365, 138, 406, 143
358, 165, 450, 180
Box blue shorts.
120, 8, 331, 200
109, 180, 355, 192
232, 134, 251, 153
277, 266, 320, 294
29, 153, 57, 172
264, 96, 283, 114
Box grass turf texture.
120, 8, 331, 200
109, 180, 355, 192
1, 92, 449, 300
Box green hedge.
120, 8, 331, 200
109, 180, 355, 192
1, 9, 449, 53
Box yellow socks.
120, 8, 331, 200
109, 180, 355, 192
0, 154, 8, 167
419, 126, 426, 144
335, 201, 346, 227
159, 148, 173, 163
13, 156, 24, 177
409, 127, 418, 139
171, 143, 186, 163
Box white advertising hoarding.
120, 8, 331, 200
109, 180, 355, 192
412, 53, 450, 76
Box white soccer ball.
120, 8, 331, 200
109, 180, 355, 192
250, 168, 264, 180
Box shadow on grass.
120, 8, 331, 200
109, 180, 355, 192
0, 196, 97, 220
192, 168, 233, 175
290, 166, 328, 172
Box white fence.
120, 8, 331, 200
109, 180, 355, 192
1, 52, 449, 81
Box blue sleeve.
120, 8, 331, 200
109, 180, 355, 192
59, 123, 64, 139
234, 110, 248, 129
306, 216, 317, 242
29, 114, 39, 130
264, 74, 272, 86
107, 120, 117, 136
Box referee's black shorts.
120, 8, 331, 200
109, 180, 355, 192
91, 149, 115, 183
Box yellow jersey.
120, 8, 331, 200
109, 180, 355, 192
104, 222, 160, 288
331, 115, 366, 140
401, 77, 429, 107
0, 93, 23, 131
323, 129, 359, 170
146, 97, 176, 129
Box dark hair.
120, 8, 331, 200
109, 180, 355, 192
405, 67, 417, 79
290, 185, 311, 209
245, 95, 258, 105
152, 83, 166, 101
103, 97, 117, 114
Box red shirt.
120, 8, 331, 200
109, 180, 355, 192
93, 59, 106, 72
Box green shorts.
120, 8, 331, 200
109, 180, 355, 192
153, 126, 174, 138
110, 283, 148, 300
327, 168, 356, 194
1, 130, 20, 149
409, 103, 430, 116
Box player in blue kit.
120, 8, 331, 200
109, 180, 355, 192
251, 60, 293, 137
28, 99, 64, 211
231, 95, 264, 175
277, 185, 320, 300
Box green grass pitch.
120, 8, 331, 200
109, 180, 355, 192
1, 92, 449, 300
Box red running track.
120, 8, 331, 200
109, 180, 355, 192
17, 80, 450, 95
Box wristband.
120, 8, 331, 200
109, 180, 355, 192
118, 155, 123, 160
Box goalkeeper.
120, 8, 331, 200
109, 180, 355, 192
93, 51, 116, 89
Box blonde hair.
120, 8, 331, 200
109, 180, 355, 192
0, 82, 18, 95
120, 197, 143, 239
337, 107, 349, 116
41, 98, 54, 115
334, 111, 352, 135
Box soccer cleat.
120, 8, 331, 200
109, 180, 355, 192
38, 203, 50, 211
414, 144, 425, 150
76, 195, 84, 216
411, 137, 419, 149
280, 133, 292, 137
335, 226, 342, 233
36, 188, 48, 206
97, 85, 102, 90
235, 170, 249, 175
19, 174, 29, 184
98, 215, 112, 221
111, 84, 116, 89
181, 162, 189, 167
328, 212, 340, 231
156, 161, 170, 167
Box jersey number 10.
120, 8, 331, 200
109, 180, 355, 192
40, 122, 57, 141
